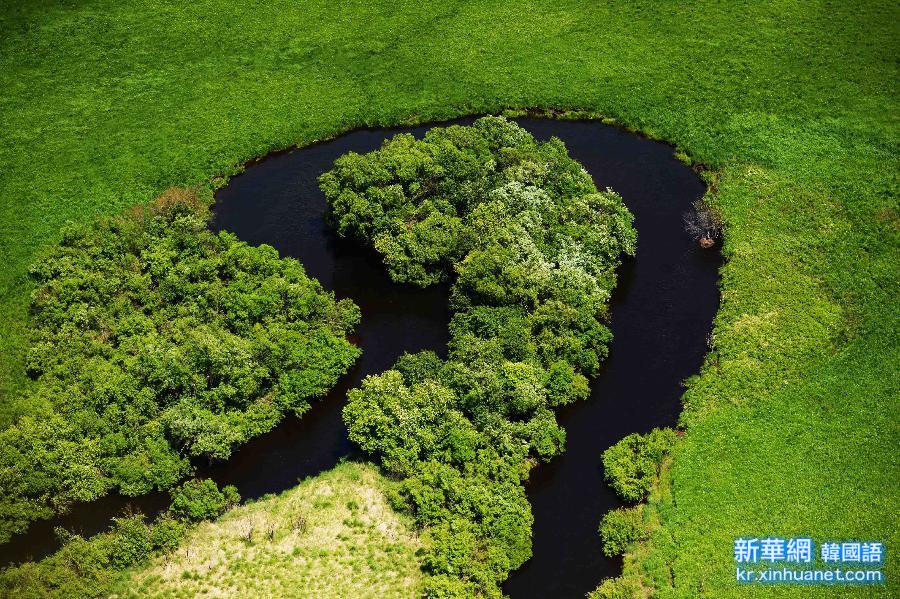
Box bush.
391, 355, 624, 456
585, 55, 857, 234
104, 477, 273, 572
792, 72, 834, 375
0, 506, 199, 598
602, 428, 677, 502
599, 505, 646, 557
421, 574, 477, 599
108, 515, 153, 568
0, 533, 113, 599
149, 514, 187, 552
587, 576, 644, 599
329, 117, 636, 595
170, 478, 240, 522
0, 188, 360, 541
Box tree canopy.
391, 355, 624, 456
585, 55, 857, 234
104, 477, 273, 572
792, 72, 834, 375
322, 117, 635, 596
0, 189, 361, 542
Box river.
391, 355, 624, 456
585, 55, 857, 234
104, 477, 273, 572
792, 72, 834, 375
1, 117, 720, 599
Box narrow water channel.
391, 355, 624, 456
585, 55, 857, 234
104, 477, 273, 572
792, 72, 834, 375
501, 119, 720, 597
1, 118, 720, 599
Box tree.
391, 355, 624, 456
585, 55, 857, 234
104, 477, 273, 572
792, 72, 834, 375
327, 117, 637, 596
0, 187, 360, 541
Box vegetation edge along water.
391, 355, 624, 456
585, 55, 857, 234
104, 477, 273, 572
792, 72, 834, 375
0, 188, 362, 544
1, 2, 897, 597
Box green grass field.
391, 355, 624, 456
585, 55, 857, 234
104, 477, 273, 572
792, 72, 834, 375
115, 462, 424, 598
1, 0, 897, 596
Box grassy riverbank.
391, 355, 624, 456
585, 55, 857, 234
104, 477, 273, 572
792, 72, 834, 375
1, 0, 897, 596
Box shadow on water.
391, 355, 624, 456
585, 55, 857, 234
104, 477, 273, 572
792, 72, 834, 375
1, 117, 720, 599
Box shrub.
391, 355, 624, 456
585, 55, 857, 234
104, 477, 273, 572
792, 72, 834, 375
150, 514, 188, 552
599, 505, 646, 557
170, 478, 240, 522
0, 507, 195, 598
587, 576, 644, 599
0, 533, 113, 598
421, 574, 477, 599
108, 515, 153, 568
602, 428, 677, 502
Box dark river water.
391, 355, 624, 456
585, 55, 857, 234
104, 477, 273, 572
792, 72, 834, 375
1, 117, 720, 598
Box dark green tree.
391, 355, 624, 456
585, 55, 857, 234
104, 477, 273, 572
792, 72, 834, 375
324, 117, 636, 597
0, 188, 361, 542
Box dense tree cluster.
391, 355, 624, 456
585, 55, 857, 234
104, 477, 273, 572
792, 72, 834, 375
321, 117, 636, 596
0, 189, 361, 542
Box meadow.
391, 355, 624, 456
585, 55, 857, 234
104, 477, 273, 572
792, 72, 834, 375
116, 461, 424, 598
1, 0, 897, 596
